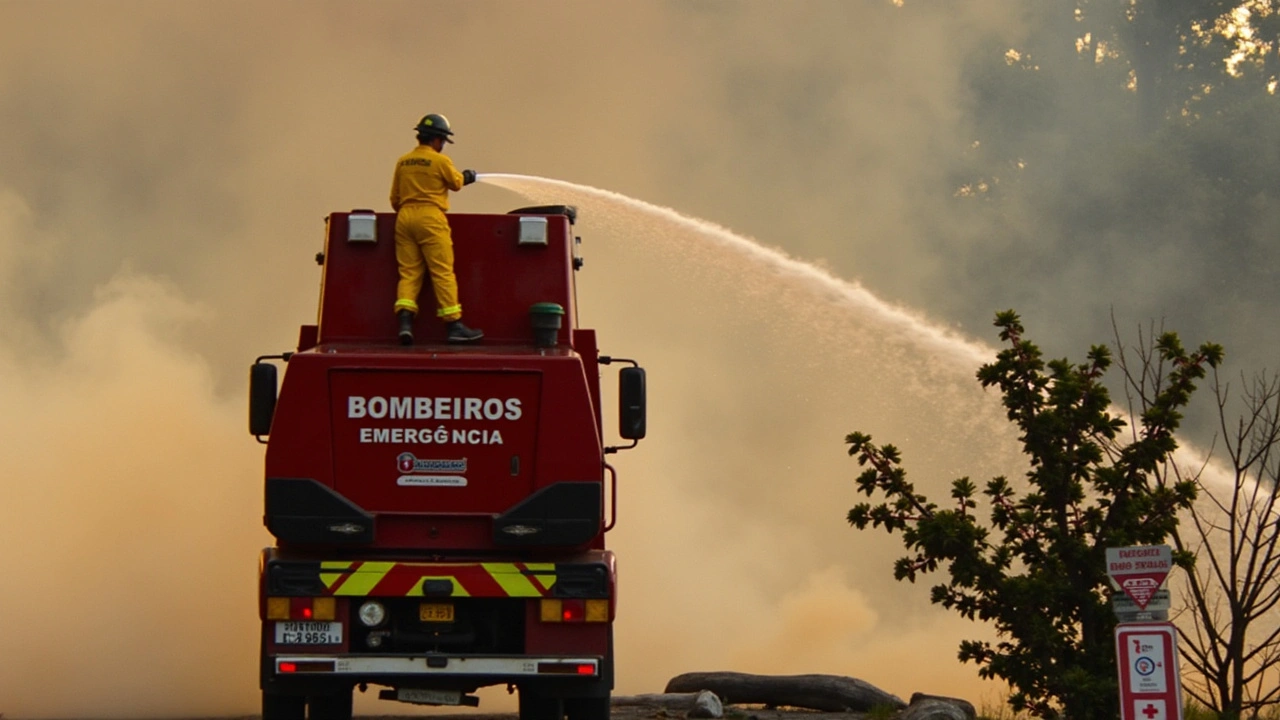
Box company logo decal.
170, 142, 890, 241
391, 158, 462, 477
396, 453, 467, 474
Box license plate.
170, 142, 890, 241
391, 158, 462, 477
274, 621, 343, 645
420, 603, 454, 622
398, 688, 463, 705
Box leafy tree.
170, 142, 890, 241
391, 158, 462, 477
846, 311, 1222, 719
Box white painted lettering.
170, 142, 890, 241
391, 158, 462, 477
348, 396, 367, 418
353, 425, 508, 444
368, 396, 388, 419
465, 398, 483, 420
415, 397, 432, 419
505, 398, 522, 420
390, 397, 411, 419
483, 398, 503, 420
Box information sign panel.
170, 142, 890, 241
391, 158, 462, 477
1116, 622, 1183, 720
1113, 589, 1171, 613
1107, 545, 1172, 609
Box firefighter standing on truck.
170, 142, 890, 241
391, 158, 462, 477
391, 113, 483, 345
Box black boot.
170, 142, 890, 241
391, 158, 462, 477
446, 320, 483, 343
397, 310, 415, 346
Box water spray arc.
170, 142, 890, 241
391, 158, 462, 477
478, 173, 994, 369
482, 173, 1227, 496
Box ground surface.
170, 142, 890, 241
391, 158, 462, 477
363, 709, 871, 720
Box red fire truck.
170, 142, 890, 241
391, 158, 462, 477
249, 206, 645, 720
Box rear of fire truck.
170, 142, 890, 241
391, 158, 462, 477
248, 206, 646, 720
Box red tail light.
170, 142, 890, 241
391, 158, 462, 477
537, 661, 598, 675
276, 660, 336, 674
561, 599, 585, 622
289, 597, 312, 619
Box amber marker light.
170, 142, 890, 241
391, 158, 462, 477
267, 597, 291, 620
540, 599, 562, 623
312, 597, 336, 621
585, 599, 609, 622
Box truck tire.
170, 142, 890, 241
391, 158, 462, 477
262, 692, 305, 720
565, 695, 610, 720
308, 691, 353, 720
518, 689, 564, 720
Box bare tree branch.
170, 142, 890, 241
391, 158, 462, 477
1158, 363, 1280, 717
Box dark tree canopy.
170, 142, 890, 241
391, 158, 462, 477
925, 0, 1278, 410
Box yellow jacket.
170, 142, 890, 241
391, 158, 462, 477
390, 145, 465, 212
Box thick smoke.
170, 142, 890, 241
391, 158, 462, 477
0, 269, 266, 716
5, 1, 1242, 716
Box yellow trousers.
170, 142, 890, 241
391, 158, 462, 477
393, 204, 462, 322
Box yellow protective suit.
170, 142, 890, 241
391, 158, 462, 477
390, 144, 466, 321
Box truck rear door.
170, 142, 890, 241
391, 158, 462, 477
328, 369, 542, 515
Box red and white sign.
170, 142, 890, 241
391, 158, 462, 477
1107, 545, 1172, 610
1116, 622, 1183, 720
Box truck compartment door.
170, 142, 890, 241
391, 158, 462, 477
329, 370, 542, 515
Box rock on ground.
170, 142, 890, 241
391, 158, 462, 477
687, 690, 723, 718
899, 693, 978, 720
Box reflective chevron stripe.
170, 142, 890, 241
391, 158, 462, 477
316, 561, 558, 597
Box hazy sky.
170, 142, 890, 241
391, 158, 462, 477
4, 1, 1230, 716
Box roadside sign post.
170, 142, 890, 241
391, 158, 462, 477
1108, 545, 1182, 720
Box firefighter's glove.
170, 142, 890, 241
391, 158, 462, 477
462, 169, 477, 185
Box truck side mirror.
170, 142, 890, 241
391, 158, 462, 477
618, 367, 646, 440
249, 362, 279, 438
